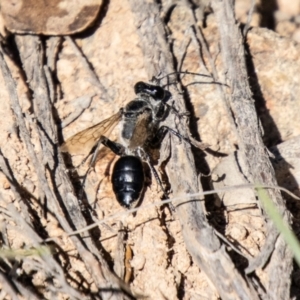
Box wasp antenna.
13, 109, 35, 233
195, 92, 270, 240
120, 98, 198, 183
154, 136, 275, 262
149, 75, 161, 85
157, 70, 213, 82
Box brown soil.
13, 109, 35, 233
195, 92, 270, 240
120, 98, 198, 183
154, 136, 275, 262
1, 0, 300, 299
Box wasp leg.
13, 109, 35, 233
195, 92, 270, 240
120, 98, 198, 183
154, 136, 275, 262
100, 136, 125, 156
84, 135, 125, 184
80, 136, 125, 200
151, 125, 192, 148
89, 136, 125, 168
136, 148, 174, 210
165, 103, 190, 118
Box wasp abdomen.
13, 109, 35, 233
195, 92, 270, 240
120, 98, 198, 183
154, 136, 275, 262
112, 156, 145, 208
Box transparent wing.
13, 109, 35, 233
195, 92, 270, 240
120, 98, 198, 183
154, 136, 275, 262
61, 109, 122, 156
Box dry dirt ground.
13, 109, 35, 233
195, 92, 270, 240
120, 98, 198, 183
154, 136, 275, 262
1, 0, 300, 299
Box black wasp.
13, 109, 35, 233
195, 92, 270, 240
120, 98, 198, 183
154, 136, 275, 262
61, 81, 189, 208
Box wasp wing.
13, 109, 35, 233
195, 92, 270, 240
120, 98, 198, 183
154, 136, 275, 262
61, 110, 122, 156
